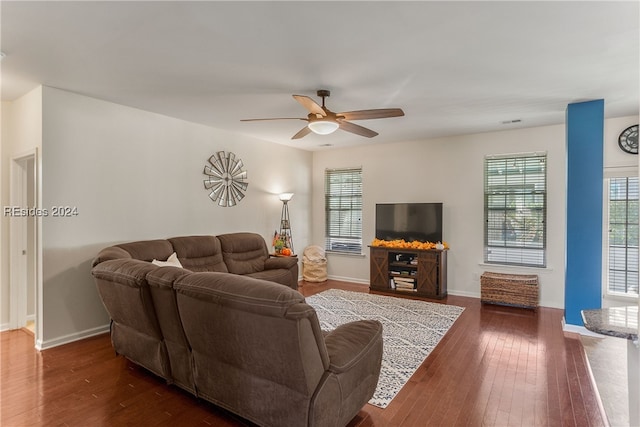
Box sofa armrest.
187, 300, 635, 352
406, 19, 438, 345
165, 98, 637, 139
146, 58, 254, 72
92, 246, 132, 268
324, 319, 383, 374
309, 319, 383, 426
91, 258, 157, 285
264, 256, 298, 270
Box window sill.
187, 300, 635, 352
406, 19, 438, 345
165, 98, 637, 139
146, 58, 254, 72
326, 250, 366, 258
604, 292, 639, 301
478, 262, 554, 273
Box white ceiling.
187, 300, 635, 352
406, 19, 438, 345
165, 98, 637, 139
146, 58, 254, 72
1, 1, 638, 151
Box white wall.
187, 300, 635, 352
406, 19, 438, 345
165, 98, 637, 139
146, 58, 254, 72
38, 87, 312, 347
604, 116, 640, 170
312, 115, 639, 309
313, 124, 570, 308
0, 87, 43, 329
0, 102, 8, 329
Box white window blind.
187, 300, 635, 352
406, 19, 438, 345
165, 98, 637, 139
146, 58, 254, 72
484, 154, 547, 267
607, 176, 639, 296
325, 167, 362, 254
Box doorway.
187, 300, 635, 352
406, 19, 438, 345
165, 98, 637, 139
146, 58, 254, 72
9, 150, 39, 344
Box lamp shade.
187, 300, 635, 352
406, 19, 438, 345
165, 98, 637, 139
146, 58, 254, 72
279, 193, 294, 202
308, 120, 339, 135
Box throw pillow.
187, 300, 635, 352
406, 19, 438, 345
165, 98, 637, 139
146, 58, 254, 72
152, 252, 183, 268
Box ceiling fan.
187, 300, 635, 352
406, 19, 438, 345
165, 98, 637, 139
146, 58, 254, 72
241, 90, 404, 139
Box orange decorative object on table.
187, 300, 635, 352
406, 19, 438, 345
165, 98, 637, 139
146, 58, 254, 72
281, 248, 292, 256
370, 238, 449, 250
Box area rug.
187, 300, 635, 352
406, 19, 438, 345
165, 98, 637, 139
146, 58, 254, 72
305, 289, 464, 408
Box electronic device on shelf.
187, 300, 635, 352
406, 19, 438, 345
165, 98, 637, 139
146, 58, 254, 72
375, 202, 443, 243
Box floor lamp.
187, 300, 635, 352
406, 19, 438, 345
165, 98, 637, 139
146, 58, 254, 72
279, 193, 294, 254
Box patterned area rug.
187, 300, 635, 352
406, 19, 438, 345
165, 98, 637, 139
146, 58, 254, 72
306, 289, 464, 408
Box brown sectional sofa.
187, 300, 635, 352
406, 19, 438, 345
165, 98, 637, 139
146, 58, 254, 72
91, 232, 384, 427
93, 232, 299, 289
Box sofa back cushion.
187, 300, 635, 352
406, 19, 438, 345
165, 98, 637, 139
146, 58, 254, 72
175, 272, 328, 426
217, 232, 268, 275
168, 235, 228, 272
116, 239, 174, 262
92, 239, 174, 267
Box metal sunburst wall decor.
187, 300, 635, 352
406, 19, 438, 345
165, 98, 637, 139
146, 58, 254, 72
203, 151, 248, 207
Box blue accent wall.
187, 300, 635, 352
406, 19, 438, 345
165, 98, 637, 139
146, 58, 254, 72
565, 100, 604, 325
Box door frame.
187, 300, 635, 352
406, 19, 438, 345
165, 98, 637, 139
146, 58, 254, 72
9, 148, 42, 347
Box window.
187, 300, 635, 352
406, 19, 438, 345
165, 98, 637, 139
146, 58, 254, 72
325, 167, 362, 254
607, 176, 639, 296
484, 153, 547, 267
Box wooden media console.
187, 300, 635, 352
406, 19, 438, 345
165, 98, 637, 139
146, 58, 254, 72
369, 246, 447, 299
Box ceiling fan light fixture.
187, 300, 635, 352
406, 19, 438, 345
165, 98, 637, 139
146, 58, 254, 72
308, 120, 339, 135
242, 90, 403, 139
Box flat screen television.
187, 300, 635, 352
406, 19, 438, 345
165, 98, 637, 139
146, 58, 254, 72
375, 202, 443, 243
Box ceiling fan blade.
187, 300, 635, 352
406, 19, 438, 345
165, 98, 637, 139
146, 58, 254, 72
291, 125, 312, 140
338, 108, 404, 121
292, 95, 326, 116
338, 120, 378, 138
240, 117, 306, 122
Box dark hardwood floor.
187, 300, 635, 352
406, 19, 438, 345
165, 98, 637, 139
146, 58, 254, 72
1, 280, 607, 427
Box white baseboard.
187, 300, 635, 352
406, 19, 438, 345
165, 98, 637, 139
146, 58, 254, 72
447, 289, 480, 298
0, 321, 34, 332
327, 275, 369, 285
36, 324, 110, 351
313, 278, 567, 310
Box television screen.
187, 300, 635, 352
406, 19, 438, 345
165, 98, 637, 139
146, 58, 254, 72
375, 203, 443, 243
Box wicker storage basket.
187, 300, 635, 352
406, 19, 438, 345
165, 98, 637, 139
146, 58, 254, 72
480, 272, 538, 309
